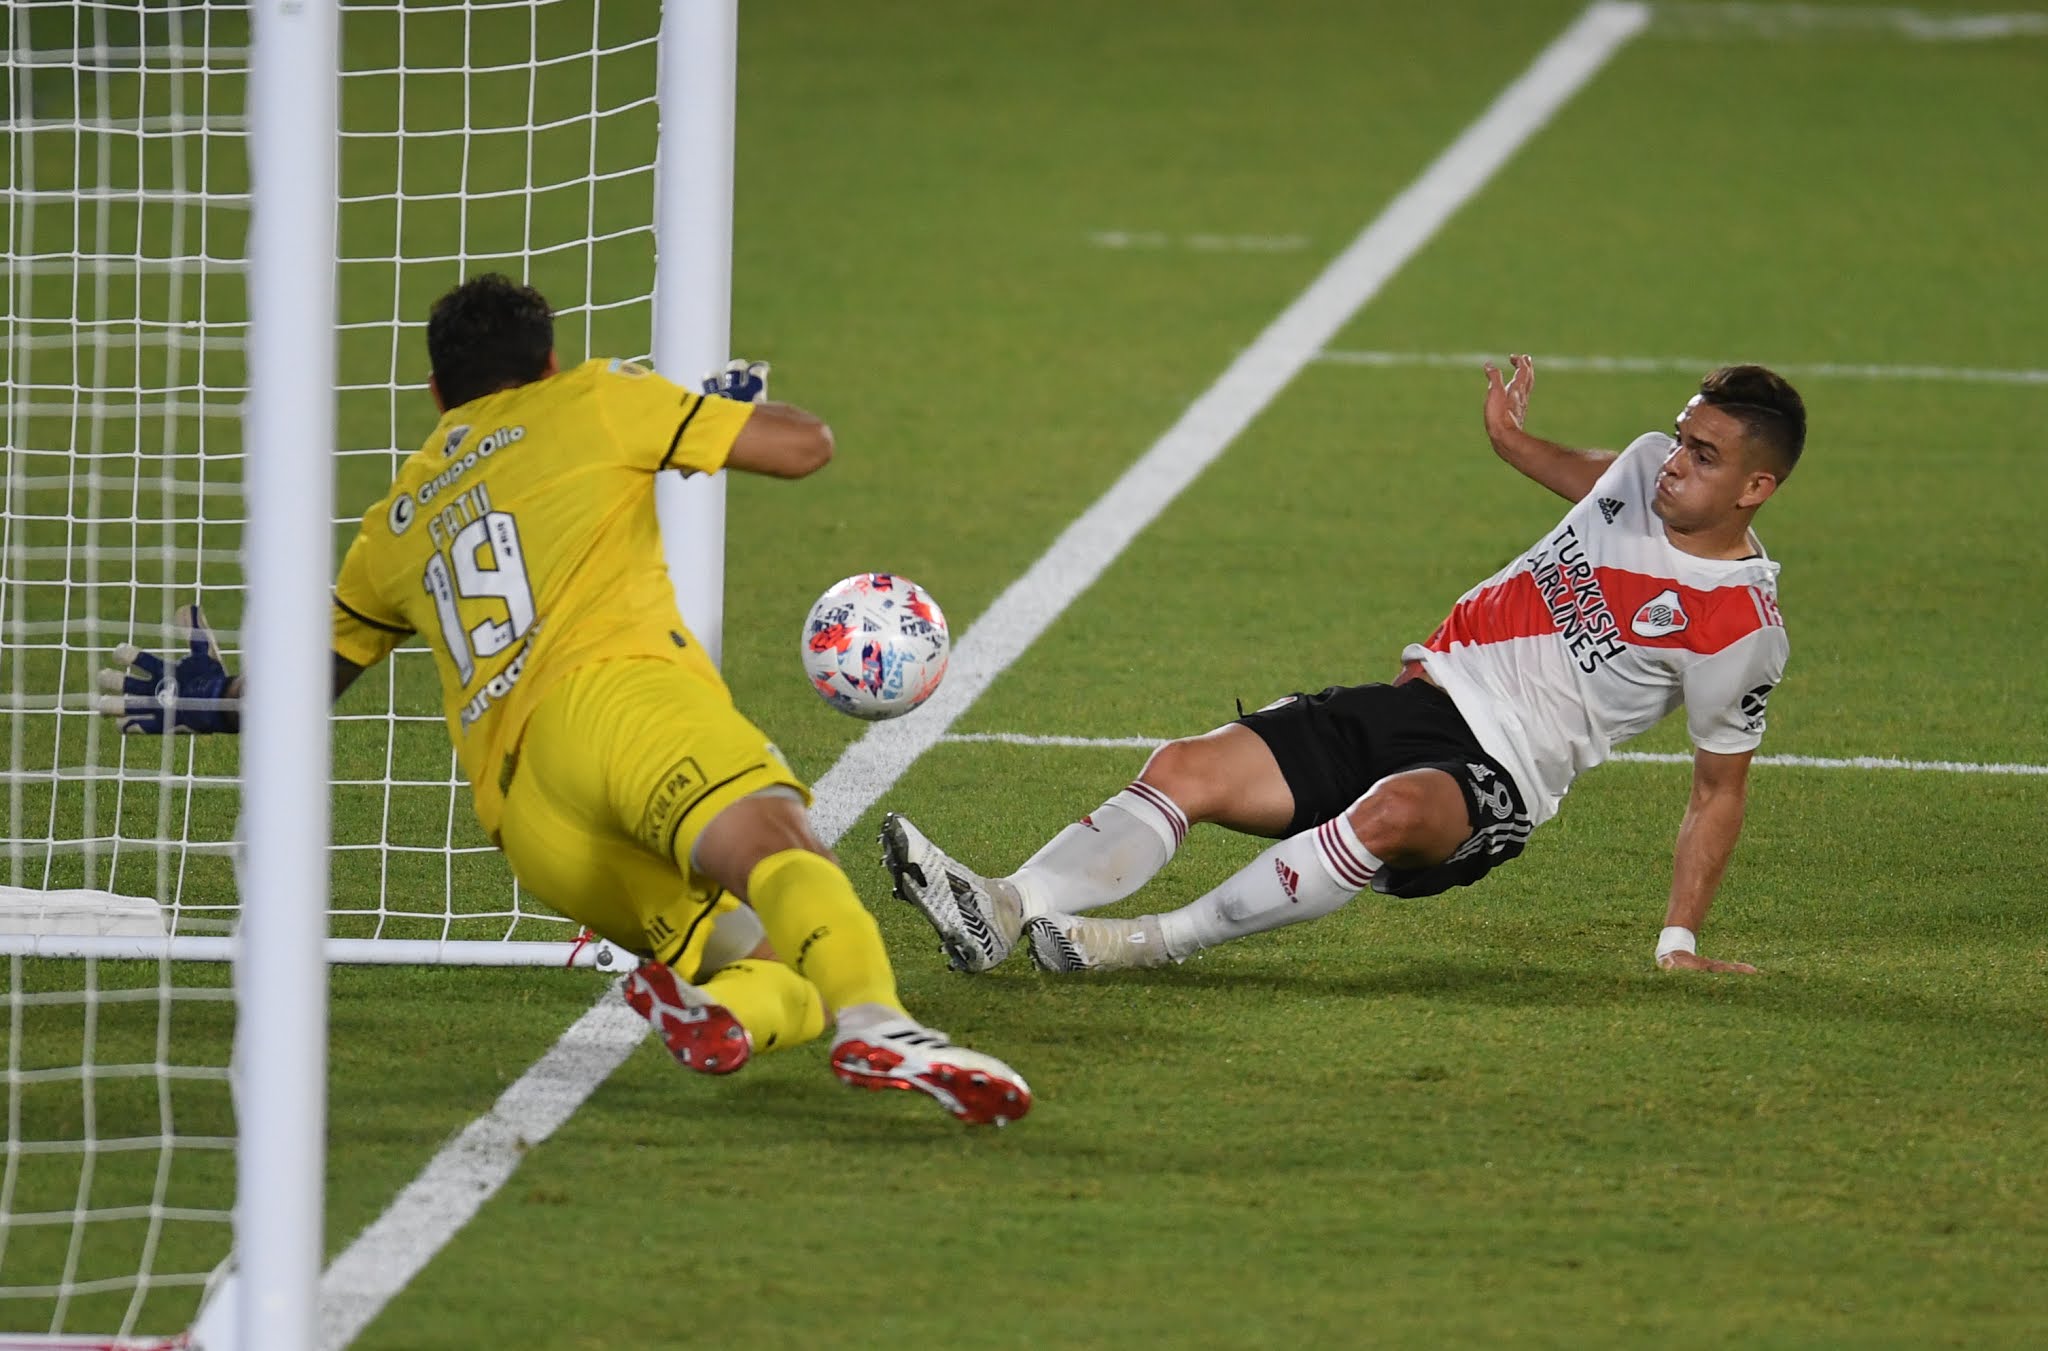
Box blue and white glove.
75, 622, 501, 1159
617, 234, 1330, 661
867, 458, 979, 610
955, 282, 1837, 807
701, 359, 771, 404
96, 603, 241, 734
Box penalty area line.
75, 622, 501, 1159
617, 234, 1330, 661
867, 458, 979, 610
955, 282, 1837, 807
314, 6, 1652, 1346
942, 731, 2048, 776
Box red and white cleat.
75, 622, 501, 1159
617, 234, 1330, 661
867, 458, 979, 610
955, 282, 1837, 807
830, 1018, 1032, 1126
623, 960, 751, 1076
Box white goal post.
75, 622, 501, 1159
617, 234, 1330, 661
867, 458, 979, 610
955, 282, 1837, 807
2, 0, 736, 1344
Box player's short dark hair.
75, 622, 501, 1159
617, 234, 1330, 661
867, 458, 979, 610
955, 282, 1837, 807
1697, 364, 1806, 479
426, 273, 555, 409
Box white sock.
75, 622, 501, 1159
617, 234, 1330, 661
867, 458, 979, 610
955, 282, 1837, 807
832, 1001, 902, 1038
1008, 781, 1188, 919
1157, 814, 1382, 960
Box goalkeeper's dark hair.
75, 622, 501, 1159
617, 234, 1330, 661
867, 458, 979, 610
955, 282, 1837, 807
427, 273, 555, 409
1697, 364, 1806, 479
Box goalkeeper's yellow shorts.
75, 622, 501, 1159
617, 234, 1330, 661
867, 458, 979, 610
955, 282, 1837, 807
496, 657, 811, 971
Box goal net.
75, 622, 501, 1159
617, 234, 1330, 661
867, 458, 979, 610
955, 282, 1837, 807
327, 0, 667, 964
3, 0, 701, 1339
3, 0, 670, 971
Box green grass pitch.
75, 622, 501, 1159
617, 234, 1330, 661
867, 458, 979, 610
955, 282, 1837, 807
7, 1, 2048, 1345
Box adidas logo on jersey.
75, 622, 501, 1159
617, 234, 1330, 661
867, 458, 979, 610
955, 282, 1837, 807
1630, 589, 1690, 638
1598, 497, 1625, 524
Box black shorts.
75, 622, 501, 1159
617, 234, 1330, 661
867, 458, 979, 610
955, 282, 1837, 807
1235, 680, 1532, 898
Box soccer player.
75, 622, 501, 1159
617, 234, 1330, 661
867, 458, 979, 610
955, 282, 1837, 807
100, 273, 1029, 1126
883, 356, 1801, 978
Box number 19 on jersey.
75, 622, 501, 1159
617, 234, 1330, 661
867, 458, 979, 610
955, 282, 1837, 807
422, 510, 536, 686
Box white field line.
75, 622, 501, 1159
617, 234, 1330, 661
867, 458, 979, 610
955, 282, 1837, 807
1088, 230, 1312, 253
1654, 3, 2048, 40
1315, 349, 2048, 387
314, 7, 1651, 1346
941, 732, 2048, 777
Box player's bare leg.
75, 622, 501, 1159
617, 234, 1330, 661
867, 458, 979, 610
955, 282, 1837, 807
696, 790, 1031, 1125
1028, 768, 1468, 972
884, 724, 1292, 971
1133, 723, 1298, 835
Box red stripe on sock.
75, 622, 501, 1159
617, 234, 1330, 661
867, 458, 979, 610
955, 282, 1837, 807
1125, 780, 1189, 845
1315, 820, 1376, 890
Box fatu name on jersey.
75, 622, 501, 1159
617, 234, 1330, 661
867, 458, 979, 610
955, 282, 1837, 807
1404, 433, 1788, 828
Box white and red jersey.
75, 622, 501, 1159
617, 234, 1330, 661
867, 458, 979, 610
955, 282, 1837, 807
1403, 433, 1788, 828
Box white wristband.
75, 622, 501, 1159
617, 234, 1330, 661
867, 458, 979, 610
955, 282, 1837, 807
1656, 926, 1698, 960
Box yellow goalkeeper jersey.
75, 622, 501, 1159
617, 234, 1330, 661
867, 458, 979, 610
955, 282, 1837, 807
331, 357, 754, 836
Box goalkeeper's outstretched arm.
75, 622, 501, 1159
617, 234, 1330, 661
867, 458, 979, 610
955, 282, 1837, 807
724, 402, 833, 479
330, 654, 367, 701
98, 603, 372, 734
700, 359, 834, 480
220, 656, 366, 707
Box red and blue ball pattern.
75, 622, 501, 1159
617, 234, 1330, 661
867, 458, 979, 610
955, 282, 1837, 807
800, 573, 950, 720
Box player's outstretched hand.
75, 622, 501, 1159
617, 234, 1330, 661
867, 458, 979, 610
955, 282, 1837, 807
1657, 949, 1759, 975
96, 603, 241, 735
702, 359, 770, 404
1482, 352, 1535, 446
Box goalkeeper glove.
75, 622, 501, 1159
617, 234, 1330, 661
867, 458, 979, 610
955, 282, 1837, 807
702, 359, 770, 404
96, 603, 241, 734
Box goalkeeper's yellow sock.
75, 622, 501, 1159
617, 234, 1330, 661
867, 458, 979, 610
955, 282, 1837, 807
696, 958, 826, 1054
746, 849, 904, 1018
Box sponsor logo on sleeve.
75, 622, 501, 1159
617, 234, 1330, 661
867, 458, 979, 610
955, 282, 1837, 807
388, 493, 416, 535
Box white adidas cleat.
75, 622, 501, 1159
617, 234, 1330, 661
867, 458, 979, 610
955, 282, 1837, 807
830, 1017, 1032, 1126
1024, 912, 1172, 973
878, 812, 1022, 973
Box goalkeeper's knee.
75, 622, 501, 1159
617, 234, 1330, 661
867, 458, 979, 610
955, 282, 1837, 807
694, 902, 768, 975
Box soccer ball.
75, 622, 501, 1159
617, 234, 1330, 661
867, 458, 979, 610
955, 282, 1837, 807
800, 573, 950, 720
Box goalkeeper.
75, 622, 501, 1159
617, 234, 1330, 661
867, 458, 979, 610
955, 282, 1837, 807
100, 273, 1029, 1127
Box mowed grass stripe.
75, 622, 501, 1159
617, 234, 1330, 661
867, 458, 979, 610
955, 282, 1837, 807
320, 6, 1653, 1345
